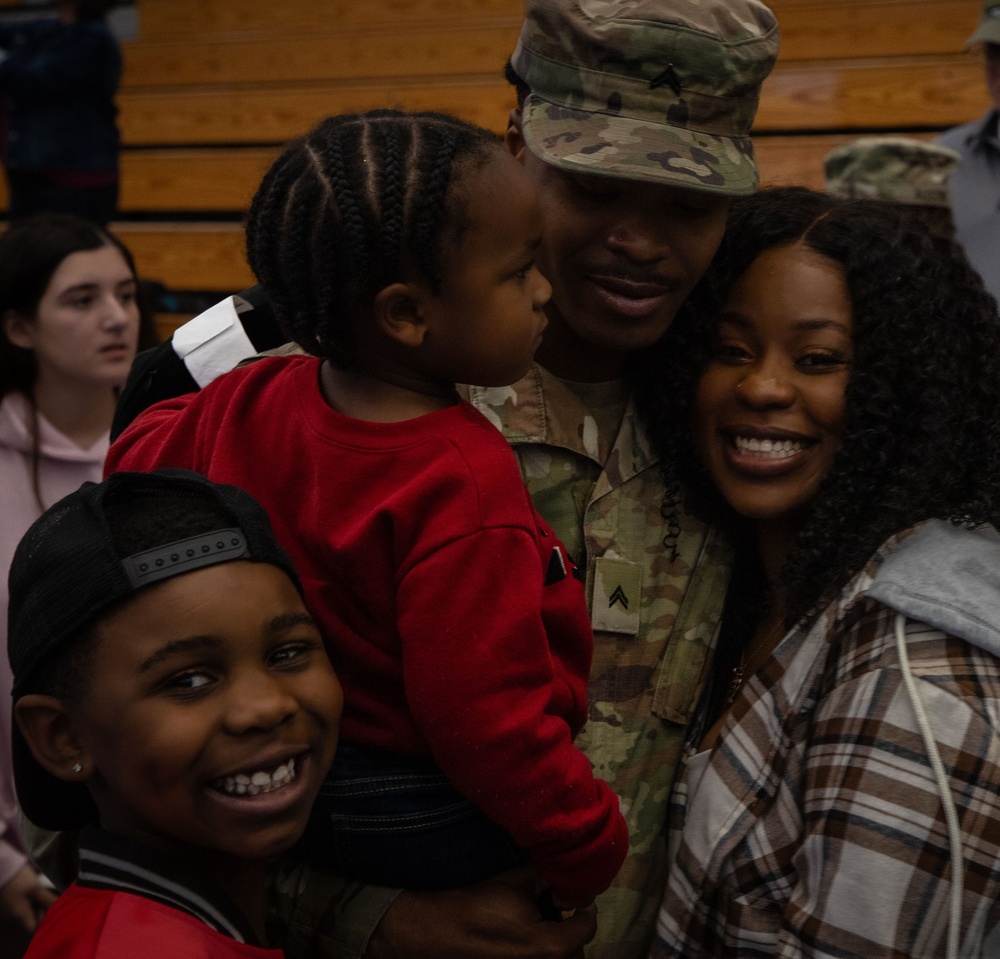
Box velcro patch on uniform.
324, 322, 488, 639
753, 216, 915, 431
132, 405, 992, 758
591, 556, 641, 636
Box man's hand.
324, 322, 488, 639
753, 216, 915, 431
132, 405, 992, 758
365, 863, 597, 959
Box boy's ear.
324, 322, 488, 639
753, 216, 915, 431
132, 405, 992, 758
373, 282, 429, 349
2, 310, 35, 350
14, 695, 92, 783
504, 109, 526, 161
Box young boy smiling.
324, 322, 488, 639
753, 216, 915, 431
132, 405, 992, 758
7, 469, 342, 958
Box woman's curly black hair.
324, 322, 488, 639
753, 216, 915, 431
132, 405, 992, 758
637, 186, 1000, 628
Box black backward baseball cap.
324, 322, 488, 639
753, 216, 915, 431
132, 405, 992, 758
7, 468, 303, 831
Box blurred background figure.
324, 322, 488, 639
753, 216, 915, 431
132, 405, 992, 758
824, 135, 960, 237
0, 214, 139, 959
0, 0, 121, 225
938, 0, 1000, 302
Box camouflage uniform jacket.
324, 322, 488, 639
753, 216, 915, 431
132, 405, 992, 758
465, 363, 732, 959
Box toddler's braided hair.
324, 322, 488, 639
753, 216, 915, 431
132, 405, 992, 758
246, 109, 500, 367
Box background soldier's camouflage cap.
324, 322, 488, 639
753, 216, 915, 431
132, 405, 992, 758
510, 0, 780, 196
824, 136, 961, 208
966, 0, 1000, 48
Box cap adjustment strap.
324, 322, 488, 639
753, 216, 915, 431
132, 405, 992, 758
123, 529, 249, 588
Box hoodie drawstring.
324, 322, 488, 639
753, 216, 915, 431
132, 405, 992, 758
895, 612, 963, 959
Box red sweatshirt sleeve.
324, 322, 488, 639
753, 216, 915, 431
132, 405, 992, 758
398, 523, 628, 904
105, 394, 204, 476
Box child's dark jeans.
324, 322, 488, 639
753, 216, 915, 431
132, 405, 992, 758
296, 740, 527, 889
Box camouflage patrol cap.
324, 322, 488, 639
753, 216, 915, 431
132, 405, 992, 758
824, 137, 961, 208
966, 0, 1000, 48
509, 0, 780, 196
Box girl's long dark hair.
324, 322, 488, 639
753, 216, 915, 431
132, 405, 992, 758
0, 213, 138, 509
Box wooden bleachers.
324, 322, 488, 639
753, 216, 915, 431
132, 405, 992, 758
1, 0, 990, 322
137, 0, 524, 36
117, 0, 525, 314
95, 0, 526, 325
756, 0, 991, 188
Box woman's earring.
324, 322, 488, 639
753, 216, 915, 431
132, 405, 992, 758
72, 763, 82, 774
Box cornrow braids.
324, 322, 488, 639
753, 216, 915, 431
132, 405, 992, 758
245, 109, 500, 369
374, 120, 408, 282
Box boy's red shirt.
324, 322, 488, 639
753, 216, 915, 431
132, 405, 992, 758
26, 885, 284, 959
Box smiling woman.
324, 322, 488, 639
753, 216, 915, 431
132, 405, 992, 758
692, 243, 853, 534
639, 187, 1000, 958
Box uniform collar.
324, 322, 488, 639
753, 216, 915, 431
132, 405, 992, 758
464, 363, 659, 486
76, 826, 264, 946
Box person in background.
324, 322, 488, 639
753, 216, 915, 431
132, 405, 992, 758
0, 0, 121, 225
0, 213, 139, 958
109, 3, 780, 956
937, 0, 1000, 301
642, 187, 1000, 957
824, 135, 960, 237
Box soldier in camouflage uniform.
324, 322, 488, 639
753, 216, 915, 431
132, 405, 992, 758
824, 136, 960, 237
107, 2, 779, 958
357, 4, 778, 959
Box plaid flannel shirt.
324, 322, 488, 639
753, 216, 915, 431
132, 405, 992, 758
653, 531, 1000, 958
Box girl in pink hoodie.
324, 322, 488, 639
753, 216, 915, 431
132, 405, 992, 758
0, 214, 138, 957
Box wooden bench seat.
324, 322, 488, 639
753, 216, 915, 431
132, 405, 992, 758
153, 313, 195, 341
771, 0, 981, 60
122, 24, 522, 88
757, 56, 988, 130
118, 148, 276, 211
118, 78, 518, 146
123, 4, 979, 91
136, 0, 981, 62
121, 133, 962, 218
113, 223, 254, 290
137, 0, 524, 37
125, 0, 978, 86
80, 133, 939, 223
0, 148, 275, 213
